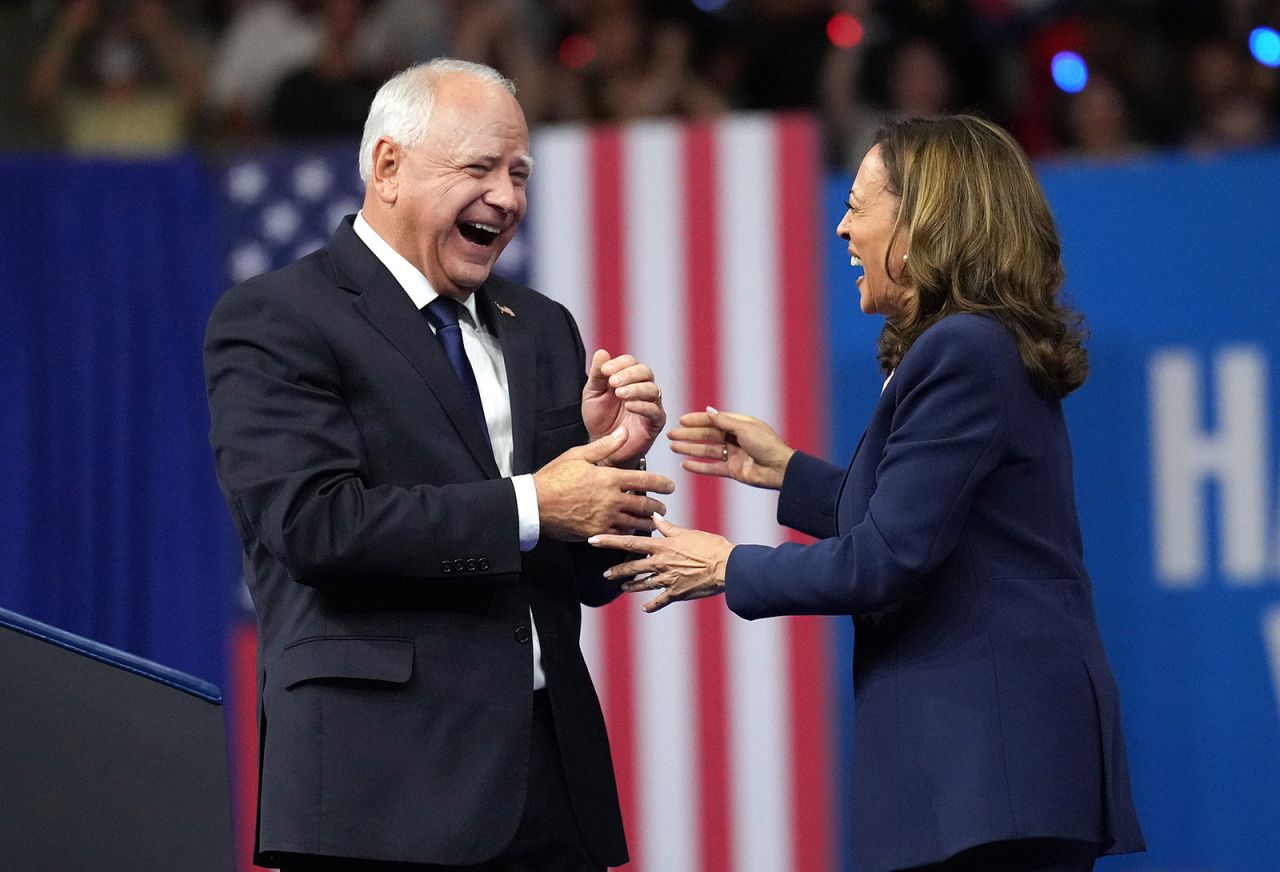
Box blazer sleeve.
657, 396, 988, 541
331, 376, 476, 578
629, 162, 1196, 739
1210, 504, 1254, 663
725, 321, 1010, 618
204, 280, 523, 585
776, 451, 846, 539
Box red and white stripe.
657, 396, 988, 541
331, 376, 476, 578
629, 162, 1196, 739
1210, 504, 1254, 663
530, 114, 832, 872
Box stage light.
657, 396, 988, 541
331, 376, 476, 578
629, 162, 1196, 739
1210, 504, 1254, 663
692, 0, 729, 11
827, 12, 865, 49
558, 34, 596, 70
1250, 27, 1280, 68
1051, 51, 1089, 94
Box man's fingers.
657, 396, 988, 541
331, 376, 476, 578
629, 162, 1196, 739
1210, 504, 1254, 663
621, 493, 667, 518
614, 381, 661, 402
606, 362, 654, 389
584, 349, 611, 390
618, 511, 658, 534
623, 400, 664, 421
589, 348, 611, 374
577, 426, 627, 464
600, 354, 638, 378
616, 470, 675, 495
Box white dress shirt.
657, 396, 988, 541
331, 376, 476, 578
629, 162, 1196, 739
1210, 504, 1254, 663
353, 212, 547, 689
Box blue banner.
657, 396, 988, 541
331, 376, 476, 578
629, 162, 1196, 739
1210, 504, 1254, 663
0, 154, 238, 688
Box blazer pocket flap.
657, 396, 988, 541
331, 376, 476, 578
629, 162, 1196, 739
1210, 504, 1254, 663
279, 636, 414, 689
537, 402, 583, 432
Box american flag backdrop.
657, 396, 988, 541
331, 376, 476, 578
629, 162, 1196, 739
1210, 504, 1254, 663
221, 112, 837, 872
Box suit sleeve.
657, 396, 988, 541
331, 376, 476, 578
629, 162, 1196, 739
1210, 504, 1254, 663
725, 323, 1009, 618
549, 299, 632, 608
204, 281, 523, 585
776, 451, 846, 539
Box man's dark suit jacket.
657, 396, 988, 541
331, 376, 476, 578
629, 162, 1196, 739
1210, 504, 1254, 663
726, 313, 1145, 872
204, 217, 628, 867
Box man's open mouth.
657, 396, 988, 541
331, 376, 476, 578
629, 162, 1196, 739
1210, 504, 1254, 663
458, 222, 501, 246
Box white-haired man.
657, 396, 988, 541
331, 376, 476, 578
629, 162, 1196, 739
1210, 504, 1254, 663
205, 59, 667, 871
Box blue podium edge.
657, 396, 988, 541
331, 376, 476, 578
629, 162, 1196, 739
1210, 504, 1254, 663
0, 606, 222, 704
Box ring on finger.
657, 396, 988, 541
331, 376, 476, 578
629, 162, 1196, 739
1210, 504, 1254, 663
721, 444, 729, 462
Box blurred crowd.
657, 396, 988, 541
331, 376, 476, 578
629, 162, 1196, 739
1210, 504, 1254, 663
0, 0, 1277, 167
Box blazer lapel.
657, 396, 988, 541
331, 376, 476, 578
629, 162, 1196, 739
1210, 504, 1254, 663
834, 429, 865, 535
329, 220, 501, 478
837, 385, 895, 533
481, 287, 537, 476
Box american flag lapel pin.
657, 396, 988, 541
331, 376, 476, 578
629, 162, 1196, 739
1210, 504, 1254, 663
496, 302, 516, 318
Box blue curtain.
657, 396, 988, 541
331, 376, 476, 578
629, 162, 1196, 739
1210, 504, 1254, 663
0, 153, 238, 687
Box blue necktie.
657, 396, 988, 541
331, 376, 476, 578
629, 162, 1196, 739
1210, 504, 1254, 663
423, 297, 491, 448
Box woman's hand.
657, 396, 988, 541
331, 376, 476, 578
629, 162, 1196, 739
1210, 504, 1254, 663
590, 516, 734, 613
667, 407, 796, 491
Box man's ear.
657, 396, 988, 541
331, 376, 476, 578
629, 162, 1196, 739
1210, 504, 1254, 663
369, 137, 401, 205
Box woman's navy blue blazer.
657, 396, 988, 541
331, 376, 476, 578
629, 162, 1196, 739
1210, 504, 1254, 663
725, 313, 1145, 872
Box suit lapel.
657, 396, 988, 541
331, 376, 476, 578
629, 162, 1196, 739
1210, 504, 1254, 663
834, 429, 865, 535
329, 220, 502, 478
849, 428, 869, 465
837, 386, 895, 533
481, 287, 537, 476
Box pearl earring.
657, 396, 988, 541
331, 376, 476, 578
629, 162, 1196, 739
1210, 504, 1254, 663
903, 254, 909, 262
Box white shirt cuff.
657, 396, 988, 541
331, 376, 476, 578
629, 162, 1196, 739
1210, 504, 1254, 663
512, 474, 540, 552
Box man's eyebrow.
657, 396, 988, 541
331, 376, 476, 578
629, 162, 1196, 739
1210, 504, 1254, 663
465, 152, 534, 170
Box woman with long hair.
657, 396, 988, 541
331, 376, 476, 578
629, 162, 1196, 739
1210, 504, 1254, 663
591, 116, 1146, 872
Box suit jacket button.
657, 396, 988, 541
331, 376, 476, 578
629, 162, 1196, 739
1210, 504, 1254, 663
514, 626, 531, 644
440, 560, 452, 574
478, 557, 490, 571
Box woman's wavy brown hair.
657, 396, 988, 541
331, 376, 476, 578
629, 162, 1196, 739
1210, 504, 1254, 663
873, 115, 1088, 397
